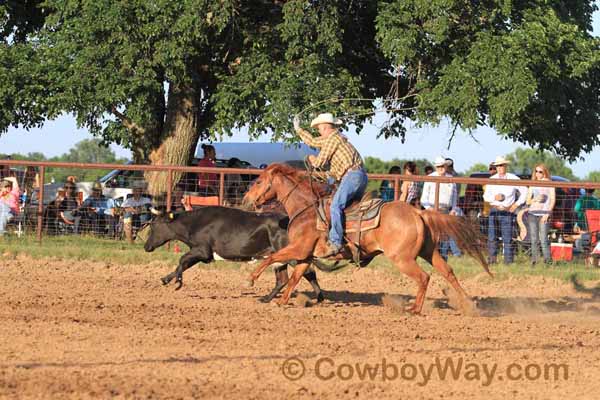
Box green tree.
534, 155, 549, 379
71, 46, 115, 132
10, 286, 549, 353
464, 163, 491, 177
1, 0, 598, 196
504, 148, 577, 180
585, 172, 600, 182
1, 1, 390, 194
376, 0, 599, 159
47, 139, 127, 183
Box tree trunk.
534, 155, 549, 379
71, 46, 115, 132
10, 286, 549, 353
146, 83, 200, 196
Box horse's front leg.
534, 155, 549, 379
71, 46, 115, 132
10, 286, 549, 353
277, 262, 311, 305
246, 243, 312, 287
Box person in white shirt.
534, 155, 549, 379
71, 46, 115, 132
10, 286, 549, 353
421, 156, 459, 260
482, 156, 527, 264
121, 181, 152, 243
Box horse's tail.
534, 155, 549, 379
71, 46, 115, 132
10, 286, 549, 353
419, 210, 492, 277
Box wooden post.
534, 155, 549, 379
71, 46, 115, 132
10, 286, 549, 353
166, 169, 173, 212
219, 172, 225, 205
36, 166, 45, 243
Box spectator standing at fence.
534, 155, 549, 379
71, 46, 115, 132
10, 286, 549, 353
121, 181, 152, 243
197, 144, 218, 196
444, 158, 463, 256
223, 158, 247, 206
21, 166, 40, 204
420, 156, 458, 260
483, 156, 527, 264
0, 178, 20, 236
399, 161, 421, 207
574, 188, 600, 231
526, 164, 555, 266
380, 165, 401, 202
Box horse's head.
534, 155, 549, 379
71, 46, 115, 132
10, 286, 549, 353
243, 167, 278, 209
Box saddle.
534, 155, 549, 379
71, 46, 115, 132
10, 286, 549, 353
316, 195, 385, 233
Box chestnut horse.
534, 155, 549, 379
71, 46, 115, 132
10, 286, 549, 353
242, 164, 492, 314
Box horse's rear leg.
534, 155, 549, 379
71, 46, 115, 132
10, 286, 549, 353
260, 264, 289, 303
423, 249, 476, 315
276, 263, 310, 306
303, 266, 324, 303
388, 255, 430, 314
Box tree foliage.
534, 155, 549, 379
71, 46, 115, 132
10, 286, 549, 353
504, 148, 577, 180
463, 163, 491, 177
1, 139, 126, 182
376, 0, 600, 160
585, 171, 600, 183
364, 156, 432, 175
0, 0, 598, 196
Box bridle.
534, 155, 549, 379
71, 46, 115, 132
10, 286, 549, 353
252, 172, 319, 226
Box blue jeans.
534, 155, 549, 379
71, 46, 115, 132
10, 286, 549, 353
448, 238, 462, 256
124, 211, 151, 229
488, 210, 515, 263
0, 202, 14, 235
329, 168, 368, 246
528, 213, 551, 263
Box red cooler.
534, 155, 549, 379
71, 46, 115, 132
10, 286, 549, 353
550, 243, 573, 261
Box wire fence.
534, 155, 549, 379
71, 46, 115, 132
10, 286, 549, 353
2, 159, 600, 266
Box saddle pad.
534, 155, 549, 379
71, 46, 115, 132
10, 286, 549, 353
316, 198, 385, 233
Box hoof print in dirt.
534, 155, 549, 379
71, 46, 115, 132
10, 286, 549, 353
382, 295, 410, 314
294, 293, 312, 308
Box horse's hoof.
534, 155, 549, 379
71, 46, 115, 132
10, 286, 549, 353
259, 296, 273, 303
275, 298, 289, 306
316, 293, 325, 303
175, 280, 183, 291
405, 305, 422, 315
161, 277, 169, 285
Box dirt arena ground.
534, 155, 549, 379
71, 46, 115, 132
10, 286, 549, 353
1, 255, 600, 399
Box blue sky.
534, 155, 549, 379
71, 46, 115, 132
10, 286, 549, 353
2, 10, 599, 178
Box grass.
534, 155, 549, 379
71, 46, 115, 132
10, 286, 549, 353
1, 234, 599, 282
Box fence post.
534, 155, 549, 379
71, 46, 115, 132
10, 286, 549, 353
434, 181, 440, 211
219, 172, 225, 205
36, 166, 45, 243
394, 177, 399, 201
166, 169, 173, 212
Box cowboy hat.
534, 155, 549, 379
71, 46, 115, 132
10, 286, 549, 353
310, 113, 343, 128
433, 156, 447, 167
492, 156, 511, 166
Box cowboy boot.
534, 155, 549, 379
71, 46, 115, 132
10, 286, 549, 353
124, 222, 134, 244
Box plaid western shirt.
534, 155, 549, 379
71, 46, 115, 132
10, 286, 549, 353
297, 128, 363, 181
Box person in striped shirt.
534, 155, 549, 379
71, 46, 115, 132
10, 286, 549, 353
293, 113, 367, 257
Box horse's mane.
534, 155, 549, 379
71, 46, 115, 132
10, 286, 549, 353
266, 163, 329, 197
